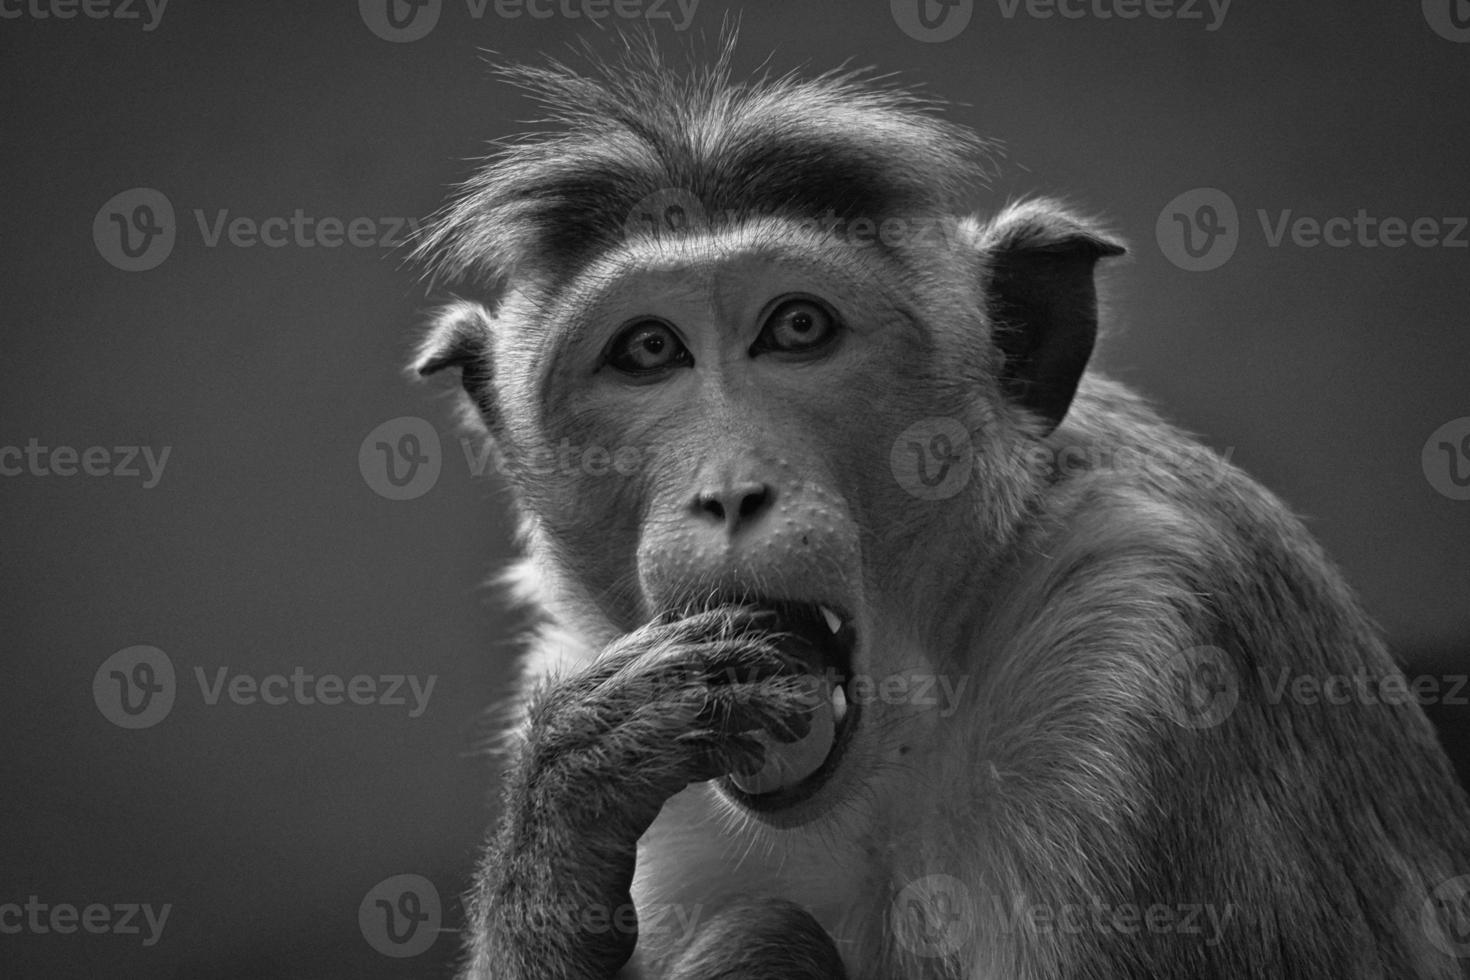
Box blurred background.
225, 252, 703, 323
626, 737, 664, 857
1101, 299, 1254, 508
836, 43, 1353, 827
1, 1, 1466, 976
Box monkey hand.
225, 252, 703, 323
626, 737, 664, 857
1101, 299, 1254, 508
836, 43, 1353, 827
467, 607, 819, 980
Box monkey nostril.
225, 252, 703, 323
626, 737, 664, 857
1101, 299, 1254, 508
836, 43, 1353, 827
698, 494, 727, 523
694, 483, 775, 533
738, 486, 772, 520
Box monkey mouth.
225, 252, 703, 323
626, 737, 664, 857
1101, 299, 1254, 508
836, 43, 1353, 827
721, 600, 860, 812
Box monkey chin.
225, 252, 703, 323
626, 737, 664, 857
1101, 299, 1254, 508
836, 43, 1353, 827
714, 599, 862, 824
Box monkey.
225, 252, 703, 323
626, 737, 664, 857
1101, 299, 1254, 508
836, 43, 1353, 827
410, 35, 1470, 980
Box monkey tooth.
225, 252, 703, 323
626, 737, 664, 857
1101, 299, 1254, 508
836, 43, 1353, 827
831, 684, 849, 725
819, 606, 842, 634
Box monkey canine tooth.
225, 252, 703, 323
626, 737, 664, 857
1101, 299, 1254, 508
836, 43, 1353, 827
819, 605, 842, 634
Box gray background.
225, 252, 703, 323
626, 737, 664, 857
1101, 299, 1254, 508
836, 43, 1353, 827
1, 1, 1467, 977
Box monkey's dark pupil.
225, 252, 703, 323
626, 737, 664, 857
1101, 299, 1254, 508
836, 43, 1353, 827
643, 335, 665, 353
792, 314, 812, 332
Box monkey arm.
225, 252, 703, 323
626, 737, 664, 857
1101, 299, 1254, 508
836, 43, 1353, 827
455, 610, 816, 980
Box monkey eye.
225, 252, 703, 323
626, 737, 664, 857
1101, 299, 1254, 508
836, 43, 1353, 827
604, 319, 692, 376
753, 297, 840, 356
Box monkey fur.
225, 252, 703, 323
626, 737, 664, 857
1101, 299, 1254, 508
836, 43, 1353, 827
413, 36, 1470, 980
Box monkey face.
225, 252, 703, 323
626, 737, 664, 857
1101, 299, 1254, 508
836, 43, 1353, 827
493, 220, 988, 816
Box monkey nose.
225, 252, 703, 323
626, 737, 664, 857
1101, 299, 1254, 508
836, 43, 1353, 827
690, 481, 776, 536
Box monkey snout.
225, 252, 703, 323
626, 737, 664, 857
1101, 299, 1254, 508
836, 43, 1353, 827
639, 493, 863, 638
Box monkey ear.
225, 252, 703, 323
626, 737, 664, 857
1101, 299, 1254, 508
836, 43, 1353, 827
975, 201, 1126, 434
411, 300, 498, 422
413, 299, 493, 377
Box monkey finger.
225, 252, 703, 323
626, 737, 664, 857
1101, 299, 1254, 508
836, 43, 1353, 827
704, 679, 820, 742
675, 730, 767, 783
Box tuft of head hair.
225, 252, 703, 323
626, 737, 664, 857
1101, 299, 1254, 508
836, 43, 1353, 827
414, 31, 996, 294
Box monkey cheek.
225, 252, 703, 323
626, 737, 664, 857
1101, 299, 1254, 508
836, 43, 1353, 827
727, 678, 838, 797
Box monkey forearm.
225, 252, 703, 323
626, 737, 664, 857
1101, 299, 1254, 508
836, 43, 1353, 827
461, 613, 814, 980
472, 778, 644, 979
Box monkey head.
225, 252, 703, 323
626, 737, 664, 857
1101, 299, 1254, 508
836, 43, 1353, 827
413, 49, 1124, 822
